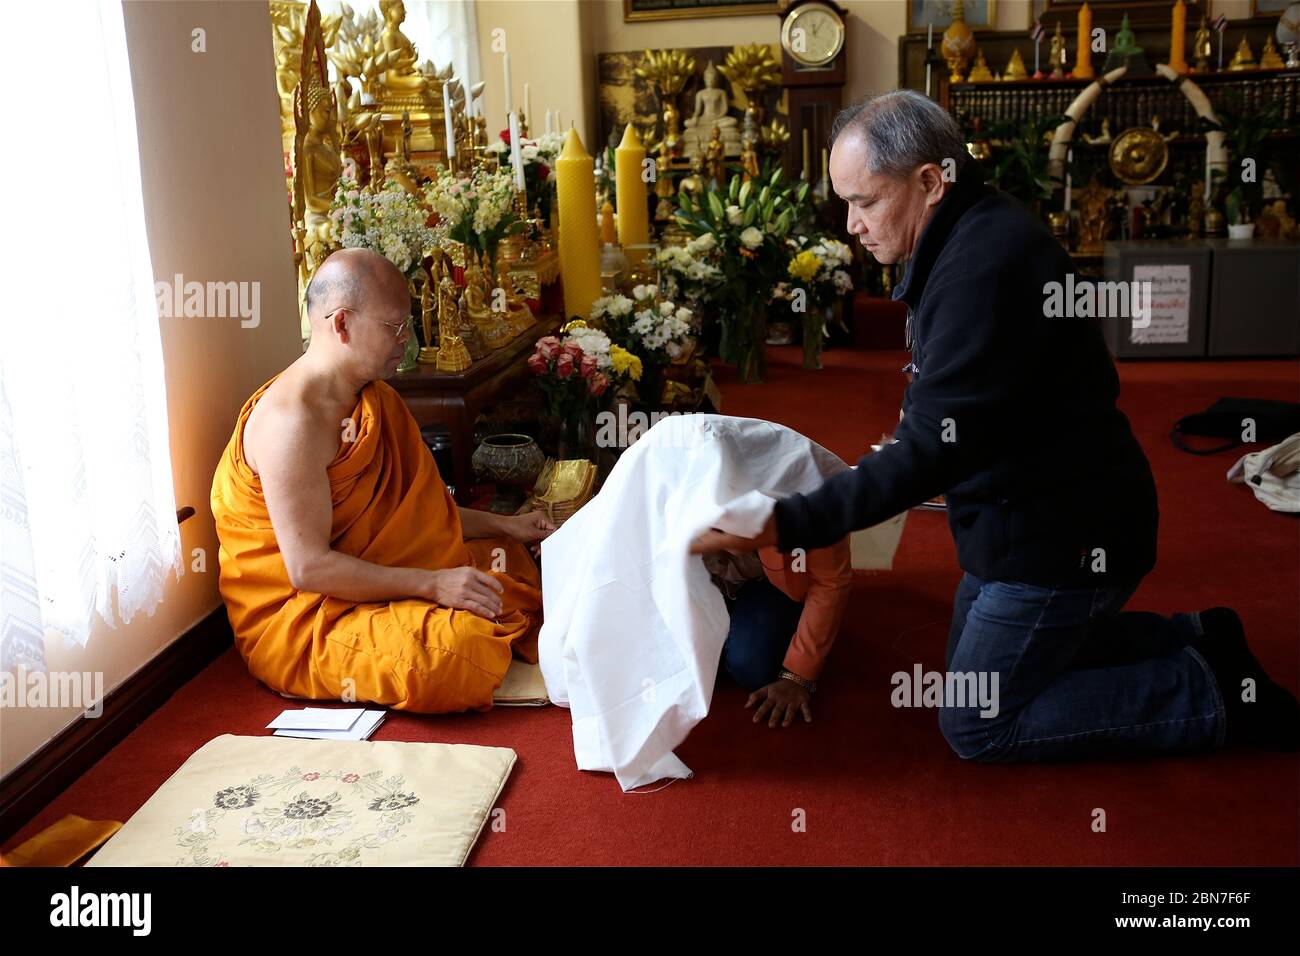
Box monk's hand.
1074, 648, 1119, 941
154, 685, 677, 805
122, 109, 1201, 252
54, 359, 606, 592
503, 510, 556, 544
747, 678, 813, 728
427, 567, 504, 619
689, 514, 778, 556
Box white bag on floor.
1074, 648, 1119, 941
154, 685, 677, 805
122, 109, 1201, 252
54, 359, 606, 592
1227, 432, 1300, 513
538, 414, 852, 791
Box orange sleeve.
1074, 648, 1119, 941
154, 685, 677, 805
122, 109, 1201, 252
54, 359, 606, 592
781, 537, 853, 681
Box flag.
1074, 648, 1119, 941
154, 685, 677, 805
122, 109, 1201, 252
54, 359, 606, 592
1212, 14, 1227, 32
1030, 20, 1045, 41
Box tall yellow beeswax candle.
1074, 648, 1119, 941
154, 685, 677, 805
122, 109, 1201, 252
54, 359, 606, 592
556, 127, 602, 320
1074, 3, 1095, 79
1168, 0, 1188, 73
615, 123, 649, 257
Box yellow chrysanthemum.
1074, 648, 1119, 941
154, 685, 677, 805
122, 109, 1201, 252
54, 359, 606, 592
609, 345, 643, 381
788, 250, 823, 283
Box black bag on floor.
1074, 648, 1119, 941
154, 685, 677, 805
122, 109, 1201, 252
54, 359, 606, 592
1171, 397, 1300, 455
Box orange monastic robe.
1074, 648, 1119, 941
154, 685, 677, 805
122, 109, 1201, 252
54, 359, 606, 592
210, 376, 542, 713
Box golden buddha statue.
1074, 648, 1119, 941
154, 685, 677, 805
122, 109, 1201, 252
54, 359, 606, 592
968, 50, 994, 82
365, 117, 385, 192
678, 151, 707, 201
376, 0, 429, 97
1228, 36, 1257, 71
1077, 179, 1112, 254
495, 263, 536, 335
463, 255, 514, 349
740, 134, 759, 183
705, 125, 725, 188
435, 329, 471, 372
301, 84, 342, 234
1050, 22, 1067, 78
654, 155, 676, 221
1260, 36, 1285, 70
1194, 16, 1212, 72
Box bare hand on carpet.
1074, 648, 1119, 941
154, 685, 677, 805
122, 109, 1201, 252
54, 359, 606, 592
747, 677, 812, 728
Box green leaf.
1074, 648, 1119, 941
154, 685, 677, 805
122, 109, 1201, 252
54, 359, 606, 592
729, 175, 740, 202
769, 167, 783, 187
743, 205, 757, 227
738, 180, 752, 207
796, 182, 810, 203
758, 185, 770, 207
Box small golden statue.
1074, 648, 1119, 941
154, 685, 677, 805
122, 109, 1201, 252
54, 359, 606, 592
1193, 16, 1213, 72
1187, 182, 1205, 237
1050, 22, 1067, 78
705, 125, 726, 188
418, 278, 438, 364
1003, 48, 1028, 81
495, 264, 536, 335
740, 134, 760, 183
968, 50, 994, 82
679, 151, 707, 201
435, 330, 471, 372
1076, 178, 1113, 254
464, 254, 514, 349
1228, 36, 1256, 71
654, 155, 676, 221
365, 117, 385, 193
1260, 36, 1285, 70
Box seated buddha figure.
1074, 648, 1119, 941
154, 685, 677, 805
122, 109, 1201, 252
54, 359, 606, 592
463, 256, 513, 350
681, 62, 741, 158
377, 0, 430, 98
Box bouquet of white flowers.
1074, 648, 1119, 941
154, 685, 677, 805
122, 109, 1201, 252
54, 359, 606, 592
655, 239, 724, 307
770, 235, 856, 369
424, 164, 520, 267
329, 174, 436, 278
589, 285, 694, 407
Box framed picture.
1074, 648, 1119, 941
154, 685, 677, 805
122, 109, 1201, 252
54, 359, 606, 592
1042, 0, 1202, 25
1252, 0, 1293, 15
908, 1, 997, 33
624, 0, 781, 22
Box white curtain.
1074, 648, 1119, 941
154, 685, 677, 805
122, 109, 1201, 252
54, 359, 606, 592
323, 0, 481, 92
0, 0, 181, 670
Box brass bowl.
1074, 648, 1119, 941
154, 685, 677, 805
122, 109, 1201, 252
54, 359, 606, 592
471, 433, 545, 490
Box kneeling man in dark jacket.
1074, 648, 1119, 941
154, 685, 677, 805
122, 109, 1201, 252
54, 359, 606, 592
693, 90, 1298, 759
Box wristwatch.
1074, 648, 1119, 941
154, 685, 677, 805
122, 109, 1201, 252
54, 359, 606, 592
779, 669, 817, 693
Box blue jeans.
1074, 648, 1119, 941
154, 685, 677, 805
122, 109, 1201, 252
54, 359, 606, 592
720, 576, 804, 691
940, 572, 1225, 761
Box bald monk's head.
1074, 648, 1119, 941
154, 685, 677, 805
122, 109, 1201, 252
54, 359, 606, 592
304, 248, 413, 380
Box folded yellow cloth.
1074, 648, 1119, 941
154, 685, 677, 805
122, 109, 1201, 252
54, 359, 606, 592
3, 815, 122, 867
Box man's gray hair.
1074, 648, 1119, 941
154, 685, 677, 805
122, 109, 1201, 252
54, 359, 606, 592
830, 90, 968, 179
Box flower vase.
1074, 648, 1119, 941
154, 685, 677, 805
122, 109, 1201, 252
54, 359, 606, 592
639, 362, 667, 410
802, 306, 829, 370
544, 409, 594, 462
733, 299, 768, 384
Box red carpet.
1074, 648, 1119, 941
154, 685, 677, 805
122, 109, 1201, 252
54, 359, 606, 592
7, 348, 1298, 865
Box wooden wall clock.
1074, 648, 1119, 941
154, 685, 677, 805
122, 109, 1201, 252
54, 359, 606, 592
776, 0, 848, 200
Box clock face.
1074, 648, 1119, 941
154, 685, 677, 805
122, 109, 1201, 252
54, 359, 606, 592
783, 3, 845, 68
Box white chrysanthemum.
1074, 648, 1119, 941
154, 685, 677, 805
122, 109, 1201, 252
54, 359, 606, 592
564, 326, 613, 367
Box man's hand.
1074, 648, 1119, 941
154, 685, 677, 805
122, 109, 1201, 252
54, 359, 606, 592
689, 514, 778, 556
747, 677, 813, 728
426, 567, 504, 618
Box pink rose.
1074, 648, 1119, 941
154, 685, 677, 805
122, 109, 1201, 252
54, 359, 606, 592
580, 354, 598, 379
537, 336, 561, 360
562, 342, 583, 361
556, 353, 575, 378
589, 372, 609, 397
527, 352, 548, 375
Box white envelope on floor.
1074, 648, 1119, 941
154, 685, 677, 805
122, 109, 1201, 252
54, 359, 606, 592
540, 414, 876, 791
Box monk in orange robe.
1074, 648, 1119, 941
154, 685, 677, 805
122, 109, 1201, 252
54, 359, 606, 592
210, 248, 552, 713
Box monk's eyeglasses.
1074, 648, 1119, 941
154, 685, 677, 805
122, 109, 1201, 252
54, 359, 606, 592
326, 307, 412, 342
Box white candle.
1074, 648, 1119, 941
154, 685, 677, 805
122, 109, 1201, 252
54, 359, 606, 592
503, 54, 513, 116
509, 111, 524, 191
1064, 147, 1072, 212
524, 82, 531, 124
556, 109, 562, 131
443, 81, 455, 159
545, 109, 553, 135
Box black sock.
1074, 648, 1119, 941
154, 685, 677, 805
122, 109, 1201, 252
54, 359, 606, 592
1193, 608, 1300, 751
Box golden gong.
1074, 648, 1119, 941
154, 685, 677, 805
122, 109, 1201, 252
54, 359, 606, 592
1108, 128, 1169, 186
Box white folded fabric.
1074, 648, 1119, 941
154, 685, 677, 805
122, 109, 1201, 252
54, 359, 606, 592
1227, 432, 1300, 513
538, 414, 851, 791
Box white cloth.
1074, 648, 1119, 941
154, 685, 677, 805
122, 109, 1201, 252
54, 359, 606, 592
0, 0, 180, 665
1227, 432, 1300, 513
539, 414, 850, 791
